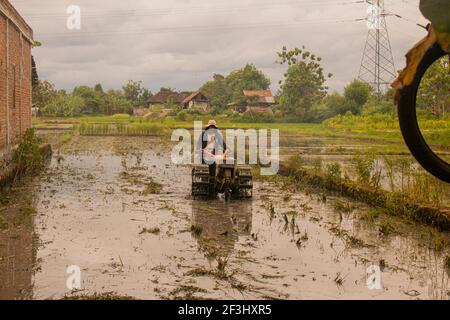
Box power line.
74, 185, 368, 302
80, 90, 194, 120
20, 0, 365, 19
35, 16, 365, 40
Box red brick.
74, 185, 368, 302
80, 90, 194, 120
0, 0, 33, 153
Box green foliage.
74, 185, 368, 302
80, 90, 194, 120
237, 110, 275, 123
325, 162, 342, 181
277, 46, 331, 121
287, 155, 305, 171
343, 80, 371, 115
112, 114, 131, 120
324, 113, 398, 131
200, 74, 231, 108
363, 99, 394, 115
100, 90, 133, 115
176, 110, 189, 121
420, 0, 450, 33
417, 56, 449, 116
32, 80, 58, 110
323, 112, 450, 147
225, 64, 271, 104
200, 65, 270, 108
34, 80, 149, 117
72, 85, 103, 114
344, 80, 370, 109
352, 154, 382, 188
41, 93, 85, 117
209, 105, 228, 116
306, 92, 347, 122
94, 83, 104, 93
78, 122, 165, 136
122, 80, 151, 108
12, 128, 44, 176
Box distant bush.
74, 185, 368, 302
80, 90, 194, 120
323, 113, 397, 131
176, 110, 189, 121
363, 100, 394, 115
237, 109, 275, 123
274, 110, 284, 119
209, 106, 227, 116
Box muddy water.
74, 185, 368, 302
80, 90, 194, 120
0, 135, 449, 300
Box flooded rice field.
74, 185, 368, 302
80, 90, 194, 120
0, 135, 449, 300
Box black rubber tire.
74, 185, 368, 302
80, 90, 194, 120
397, 43, 450, 183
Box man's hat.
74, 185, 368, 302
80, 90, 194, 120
207, 119, 217, 127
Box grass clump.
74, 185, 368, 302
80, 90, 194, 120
190, 225, 203, 236
378, 221, 395, 236
12, 128, 44, 178
139, 227, 161, 235
62, 292, 136, 300
333, 199, 355, 213
325, 162, 341, 182
141, 181, 163, 195
352, 153, 382, 188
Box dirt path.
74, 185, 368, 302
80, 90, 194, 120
0, 136, 449, 300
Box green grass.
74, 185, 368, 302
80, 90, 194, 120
33, 113, 450, 149
78, 122, 167, 136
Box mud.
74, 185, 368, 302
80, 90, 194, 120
0, 135, 449, 300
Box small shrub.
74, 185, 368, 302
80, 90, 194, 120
12, 128, 44, 177
176, 110, 189, 121
312, 157, 323, 175
326, 162, 341, 181
286, 155, 305, 175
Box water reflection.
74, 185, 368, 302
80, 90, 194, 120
191, 199, 252, 261
0, 187, 38, 299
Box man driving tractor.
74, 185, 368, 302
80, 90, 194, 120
196, 120, 229, 178
192, 120, 253, 200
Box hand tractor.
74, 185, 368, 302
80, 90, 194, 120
192, 162, 253, 201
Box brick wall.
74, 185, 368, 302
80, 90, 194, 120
0, 0, 33, 152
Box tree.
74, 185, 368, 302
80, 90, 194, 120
200, 74, 231, 108
417, 56, 449, 116
324, 92, 347, 116
41, 93, 85, 117
122, 80, 151, 107
277, 46, 332, 120
343, 80, 371, 115
225, 64, 271, 104
32, 80, 58, 110
72, 85, 103, 114
94, 83, 104, 93
101, 90, 133, 115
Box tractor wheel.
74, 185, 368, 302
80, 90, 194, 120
192, 166, 210, 197
397, 43, 450, 183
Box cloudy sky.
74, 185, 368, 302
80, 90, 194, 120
11, 0, 428, 94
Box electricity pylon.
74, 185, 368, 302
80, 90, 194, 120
358, 0, 396, 98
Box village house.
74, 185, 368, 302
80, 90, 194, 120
0, 0, 33, 155
181, 91, 210, 113
148, 89, 190, 109
228, 90, 276, 113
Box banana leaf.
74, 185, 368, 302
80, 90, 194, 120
420, 0, 450, 51
420, 0, 450, 33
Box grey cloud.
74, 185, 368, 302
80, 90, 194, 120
11, 0, 428, 93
